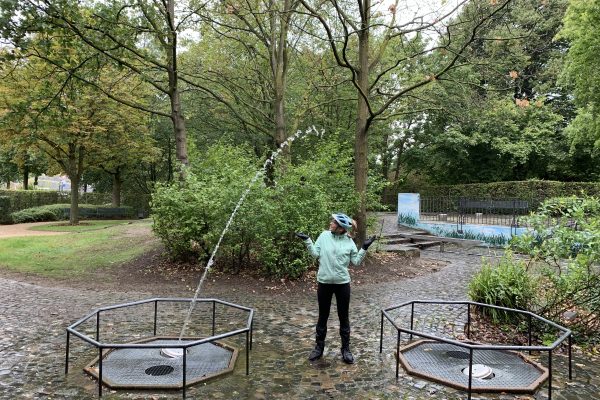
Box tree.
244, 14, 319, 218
558, 0, 600, 170
0, 147, 19, 189
298, 0, 519, 243
0, 45, 151, 223
1, 0, 192, 167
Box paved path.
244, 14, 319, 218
1, 248, 597, 399
0, 214, 595, 399
0, 222, 68, 238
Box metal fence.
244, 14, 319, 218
420, 197, 531, 230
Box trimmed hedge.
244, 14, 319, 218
0, 190, 150, 221
0, 196, 11, 224
390, 180, 600, 208
9, 204, 135, 224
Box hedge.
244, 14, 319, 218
385, 180, 600, 209
0, 190, 150, 222
9, 204, 135, 224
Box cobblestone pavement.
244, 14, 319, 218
1, 250, 598, 399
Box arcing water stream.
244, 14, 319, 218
168, 126, 324, 351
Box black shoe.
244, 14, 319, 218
341, 347, 355, 364
308, 345, 324, 361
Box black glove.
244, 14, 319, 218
295, 232, 309, 240
362, 236, 377, 250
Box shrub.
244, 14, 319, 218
468, 252, 537, 323
10, 204, 69, 223
510, 196, 600, 339
151, 141, 379, 278
9, 204, 135, 223
394, 180, 600, 209
0, 196, 11, 224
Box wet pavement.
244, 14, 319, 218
1, 249, 598, 400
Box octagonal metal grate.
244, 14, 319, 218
85, 338, 238, 389
399, 340, 548, 393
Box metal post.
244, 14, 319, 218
153, 300, 158, 336
249, 320, 253, 351
96, 311, 100, 342
182, 349, 187, 399
395, 330, 400, 379
65, 330, 70, 374
379, 311, 384, 353
528, 314, 532, 355
466, 304, 471, 339
98, 347, 103, 397
467, 348, 473, 400
246, 331, 250, 375
410, 303, 415, 341
568, 334, 573, 380
212, 301, 216, 337
548, 349, 553, 400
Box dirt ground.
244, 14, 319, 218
1, 243, 446, 297
0, 219, 445, 295
97, 247, 448, 296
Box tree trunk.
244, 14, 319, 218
112, 168, 122, 207
272, 0, 291, 154
381, 132, 390, 181
167, 0, 188, 170
22, 163, 29, 190
69, 174, 80, 224
354, 3, 371, 246
67, 144, 84, 225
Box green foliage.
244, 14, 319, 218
152, 141, 377, 278
0, 195, 11, 223
468, 252, 537, 323
509, 196, 600, 339
9, 203, 134, 223
559, 0, 600, 122
10, 204, 68, 223
399, 180, 600, 209
0, 190, 148, 218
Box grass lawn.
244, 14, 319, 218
0, 220, 157, 277
28, 220, 130, 232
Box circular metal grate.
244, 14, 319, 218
145, 365, 174, 376
446, 350, 470, 359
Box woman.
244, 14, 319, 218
296, 213, 376, 364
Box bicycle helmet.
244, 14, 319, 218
331, 213, 353, 230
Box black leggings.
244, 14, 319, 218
315, 282, 351, 346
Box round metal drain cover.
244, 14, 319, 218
462, 363, 493, 379
446, 350, 470, 359
145, 365, 174, 376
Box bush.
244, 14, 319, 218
9, 204, 135, 223
0, 190, 149, 216
0, 196, 11, 224
510, 196, 600, 339
10, 204, 69, 223
151, 141, 380, 278
393, 180, 600, 209
468, 252, 537, 323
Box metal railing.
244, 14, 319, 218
65, 297, 254, 399
420, 197, 531, 232
380, 300, 572, 400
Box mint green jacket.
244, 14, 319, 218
304, 231, 367, 284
